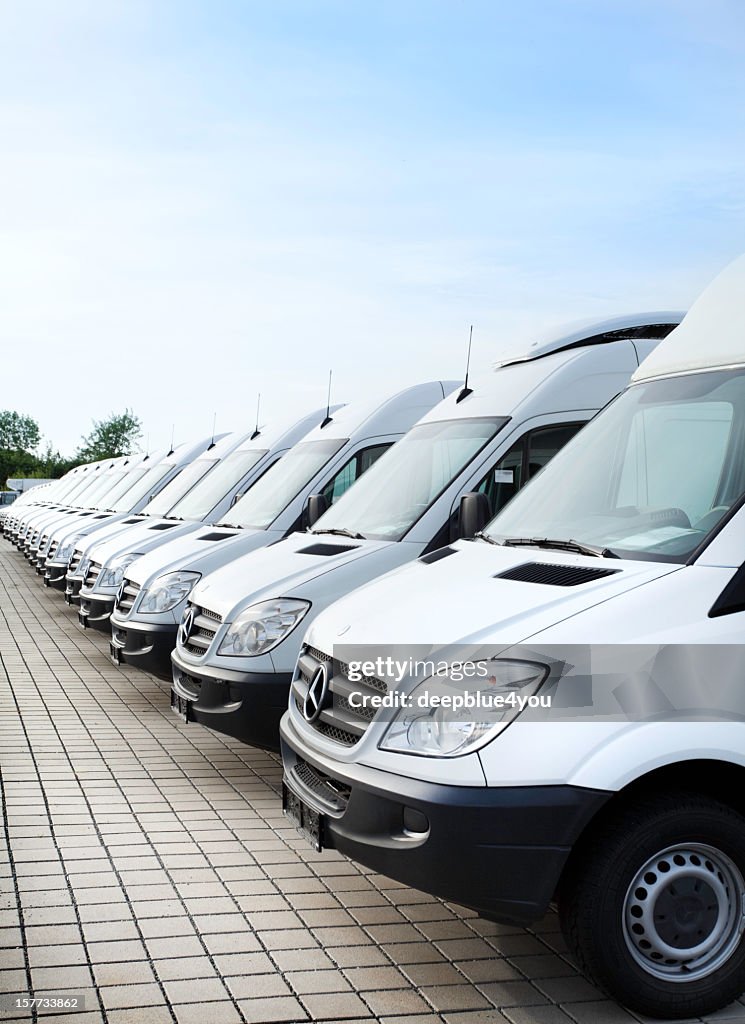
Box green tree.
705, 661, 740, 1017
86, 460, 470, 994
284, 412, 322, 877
76, 409, 142, 461
0, 410, 42, 489
0, 410, 40, 452
33, 443, 77, 479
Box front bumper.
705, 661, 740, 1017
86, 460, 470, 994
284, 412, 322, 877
110, 617, 177, 678
78, 591, 115, 630
44, 563, 69, 590
280, 716, 610, 926
171, 654, 292, 751
64, 575, 84, 605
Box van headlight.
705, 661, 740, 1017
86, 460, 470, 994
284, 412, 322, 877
380, 659, 549, 757
138, 572, 201, 614
98, 553, 143, 590
217, 599, 310, 657
56, 535, 83, 564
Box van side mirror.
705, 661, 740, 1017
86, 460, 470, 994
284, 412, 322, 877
305, 493, 328, 528
230, 491, 244, 507
458, 492, 491, 539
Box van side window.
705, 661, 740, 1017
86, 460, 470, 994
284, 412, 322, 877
320, 444, 391, 506
476, 423, 584, 514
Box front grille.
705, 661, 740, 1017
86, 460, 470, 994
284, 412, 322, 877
291, 644, 388, 747
68, 548, 84, 575
183, 604, 222, 657
201, 606, 223, 623
84, 561, 102, 589
116, 579, 141, 616
48, 540, 58, 560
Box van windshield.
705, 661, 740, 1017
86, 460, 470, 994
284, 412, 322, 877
170, 449, 268, 521
485, 369, 745, 562
141, 459, 218, 517
100, 468, 147, 509
109, 463, 179, 513
66, 471, 103, 505
314, 418, 507, 541
89, 471, 130, 509
80, 470, 122, 507
221, 438, 346, 530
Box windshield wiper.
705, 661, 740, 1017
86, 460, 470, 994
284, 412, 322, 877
473, 531, 501, 545
309, 532, 364, 540
500, 537, 619, 558
312, 527, 366, 540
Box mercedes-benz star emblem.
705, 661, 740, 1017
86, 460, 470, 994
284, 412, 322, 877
303, 663, 330, 723
115, 580, 126, 608
179, 606, 196, 646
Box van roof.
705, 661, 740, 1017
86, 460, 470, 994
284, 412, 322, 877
295, 382, 458, 443
495, 311, 684, 368
633, 255, 745, 383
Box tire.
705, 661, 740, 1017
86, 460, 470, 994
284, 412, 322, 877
559, 792, 745, 1019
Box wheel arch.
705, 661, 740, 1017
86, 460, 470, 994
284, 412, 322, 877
557, 758, 745, 900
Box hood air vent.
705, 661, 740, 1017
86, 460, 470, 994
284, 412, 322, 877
419, 546, 457, 564
496, 562, 620, 587
297, 543, 359, 556
197, 531, 236, 542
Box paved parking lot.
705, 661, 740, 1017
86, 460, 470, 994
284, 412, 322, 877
2, 544, 745, 1024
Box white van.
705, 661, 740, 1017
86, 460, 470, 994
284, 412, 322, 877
17, 458, 126, 557
72, 412, 340, 632
89, 409, 333, 662
168, 314, 681, 751
280, 257, 745, 1020
61, 438, 224, 605
8, 459, 107, 545
1, 467, 81, 530
105, 383, 456, 685
31, 453, 156, 572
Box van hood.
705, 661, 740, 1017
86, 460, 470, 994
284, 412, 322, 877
126, 525, 271, 589
128, 525, 243, 584
189, 532, 410, 621
83, 517, 196, 565
304, 539, 682, 651
75, 514, 149, 556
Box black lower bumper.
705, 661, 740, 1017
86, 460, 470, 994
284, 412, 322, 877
110, 618, 177, 678
78, 592, 115, 631
64, 576, 84, 605
280, 717, 610, 926
171, 658, 292, 751
44, 564, 69, 590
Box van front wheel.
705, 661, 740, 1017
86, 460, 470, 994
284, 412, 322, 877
560, 794, 745, 1019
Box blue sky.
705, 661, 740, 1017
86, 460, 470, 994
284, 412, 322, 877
1, 0, 744, 454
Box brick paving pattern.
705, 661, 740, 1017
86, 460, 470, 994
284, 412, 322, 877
2, 543, 744, 1024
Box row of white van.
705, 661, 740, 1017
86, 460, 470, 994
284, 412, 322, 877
4, 255, 745, 1018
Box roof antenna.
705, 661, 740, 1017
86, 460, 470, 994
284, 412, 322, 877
456, 325, 474, 403
143, 432, 151, 461
208, 412, 217, 449
250, 393, 261, 439
168, 424, 175, 456
321, 370, 334, 428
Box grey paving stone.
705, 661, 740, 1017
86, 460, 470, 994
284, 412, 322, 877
0, 549, 644, 1024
